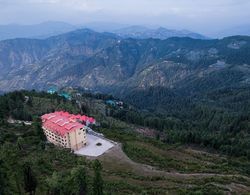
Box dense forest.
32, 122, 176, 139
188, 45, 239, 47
106, 86, 250, 160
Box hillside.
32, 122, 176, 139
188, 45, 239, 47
0, 29, 118, 90
0, 30, 249, 96
0, 90, 250, 194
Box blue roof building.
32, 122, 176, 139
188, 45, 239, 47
59, 92, 72, 100
47, 87, 57, 94
106, 100, 116, 106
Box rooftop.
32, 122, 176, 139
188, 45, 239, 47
41, 111, 95, 136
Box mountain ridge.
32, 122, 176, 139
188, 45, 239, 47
112, 25, 208, 40
0, 22, 208, 41
0, 29, 249, 98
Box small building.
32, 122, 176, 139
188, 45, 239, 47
47, 87, 57, 94
106, 99, 124, 109
106, 100, 116, 107
41, 112, 87, 150
116, 101, 124, 107
59, 92, 72, 100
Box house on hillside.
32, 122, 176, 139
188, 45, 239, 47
47, 87, 57, 94
106, 100, 116, 107
59, 92, 72, 100
106, 99, 124, 109
41, 112, 88, 150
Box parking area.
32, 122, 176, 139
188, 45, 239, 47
74, 134, 115, 157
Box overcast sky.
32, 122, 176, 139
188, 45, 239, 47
1, 0, 250, 35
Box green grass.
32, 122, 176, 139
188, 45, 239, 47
99, 127, 250, 176
94, 126, 250, 194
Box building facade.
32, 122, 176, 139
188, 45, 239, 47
41, 112, 87, 151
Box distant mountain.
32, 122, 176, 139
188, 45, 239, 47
82, 22, 129, 32
0, 29, 249, 98
0, 29, 119, 91
0, 22, 208, 41
112, 26, 208, 40
0, 21, 78, 40
217, 25, 250, 38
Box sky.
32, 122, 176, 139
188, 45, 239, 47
0, 0, 250, 36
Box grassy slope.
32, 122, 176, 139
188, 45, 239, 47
96, 125, 250, 194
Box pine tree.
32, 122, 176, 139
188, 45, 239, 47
71, 165, 87, 195
23, 163, 37, 195
17, 137, 24, 150
92, 160, 103, 195
0, 159, 9, 195
34, 120, 46, 141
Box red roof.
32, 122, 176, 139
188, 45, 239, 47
41, 112, 83, 136
41, 111, 96, 136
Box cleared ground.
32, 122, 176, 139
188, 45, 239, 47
97, 143, 250, 194
75, 134, 114, 157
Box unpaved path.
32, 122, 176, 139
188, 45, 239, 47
96, 143, 250, 193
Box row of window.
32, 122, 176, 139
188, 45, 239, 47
47, 135, 68, 146
45, 129, 67, 143
44, 128, 87, 148
46, 133, 67, 143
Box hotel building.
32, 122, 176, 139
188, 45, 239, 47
41, 112, 89, 151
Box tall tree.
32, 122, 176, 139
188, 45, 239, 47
92, 160, 103, 195
0, 159, 9, 195
34, 120, 46, 141
17, 137, 24, 150
71, 165, 87, 195
46, 172, 61, 195
23, 163, 37, 195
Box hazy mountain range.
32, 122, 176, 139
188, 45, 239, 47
0, 21, 77, 40
1, 20, 250, 40
0, 21, 209, 41
0, 28, 249, 99
112, 25, 208, 40
216, 24, 250, 38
